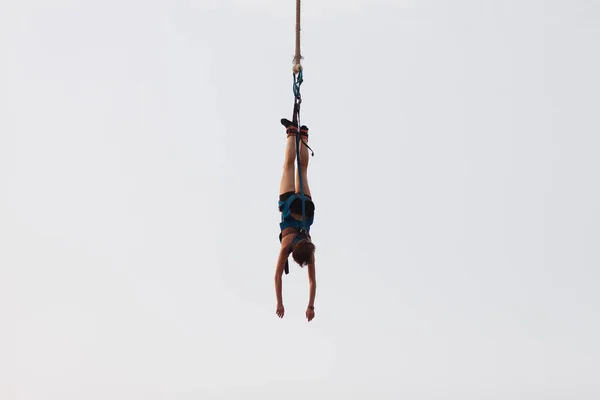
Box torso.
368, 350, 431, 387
280, 226, 311, 250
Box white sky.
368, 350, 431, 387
1, 0, 599, 399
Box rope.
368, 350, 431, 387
294, 0, 302, 68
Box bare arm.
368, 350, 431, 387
307, 262, 316, 307
306, 261, 316, 321
274, 246, 289, 317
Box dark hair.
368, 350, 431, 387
292, 239, 316, 267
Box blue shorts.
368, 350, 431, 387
279, 191, 315, 217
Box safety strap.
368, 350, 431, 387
292, 69, 314, 233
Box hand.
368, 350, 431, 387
276, 303, 285, 319
306, 306, 315, 322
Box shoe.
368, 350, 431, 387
281, 118, 294, 128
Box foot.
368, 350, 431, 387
300, 125, 309, 139
281, 118, 309, 138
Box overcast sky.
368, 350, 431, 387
1, 0, 599, 399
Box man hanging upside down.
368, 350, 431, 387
275, 118, 316, 322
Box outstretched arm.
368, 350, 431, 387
274, 247, 289, 318
306, 262, 316, 322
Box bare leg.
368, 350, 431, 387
279, 134, 296, 195
295, 137, 311, 197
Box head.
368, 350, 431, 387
292, 238, 315, 267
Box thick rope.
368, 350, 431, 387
294, 0, 302, 68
